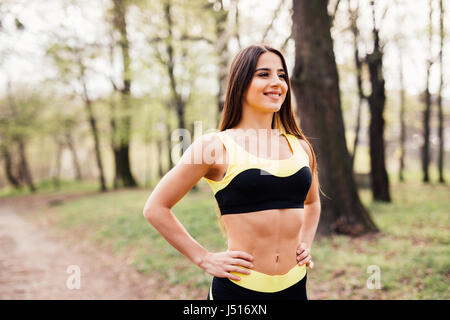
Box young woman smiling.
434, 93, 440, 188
143, 44, 321, 300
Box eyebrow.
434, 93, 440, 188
255, 68, 285, 72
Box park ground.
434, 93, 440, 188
0, 175, 449, 299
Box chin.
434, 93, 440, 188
264, 104, 282, 112
248, 101, 282, 113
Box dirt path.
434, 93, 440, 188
0, 193, 202, 300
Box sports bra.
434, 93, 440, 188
203, 130, 312, 215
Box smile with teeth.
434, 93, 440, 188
264, 92, 281, 99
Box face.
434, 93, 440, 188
242, 51, 288, 114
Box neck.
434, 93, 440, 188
232, 116, 280, 136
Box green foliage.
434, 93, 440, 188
0, 84, 54, 161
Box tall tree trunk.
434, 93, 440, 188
366, 1, 391, 201
156, 138, 164, 179
80, 69, 107, 192
422, 0, 433, 183
437, 0, 446, 184
17, 139, 36, 192
213, 0, 230, 125
65, 132, 82, 181
166, 122, 173, 171
398, 46, 406, 183
162, 0, 192, 166
348, 0, 365, 171
6, 81, 35, 192
189, 122, 198, 191
111, 0, 137, 188
1, 145, 21, 189
52, 135, 63, 190
291, 0, 378, 236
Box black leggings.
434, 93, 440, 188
207, 273, 307, 300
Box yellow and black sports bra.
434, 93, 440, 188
203, 130, 312, 215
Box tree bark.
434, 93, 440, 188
366, 1, 391, 201
398, 46, 406, 183
17, 139, 36, 192
111, 0, 138, 188
348, 0, 365, 171
6, 81, 35, 192
80, 66, 107, 192
160, 0, 194, 170
422, 0, 433, 183
156, 138, 164, 179
1, 145, 21, 189
437, 0, 446, 184
211, 0, 230, 124
291, 0, 378, 236
65, 132, 82, 181
52, 135, 63, 190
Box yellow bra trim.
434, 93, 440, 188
203, 131, 310, 195
230, 264, 307, 293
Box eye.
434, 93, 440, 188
258, 73, 287, 80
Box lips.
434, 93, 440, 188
264, 92, 281, 100
264, 91, 281, 96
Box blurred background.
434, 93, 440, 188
0, 0, 448, 300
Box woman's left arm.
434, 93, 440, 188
296, 139, 321, 268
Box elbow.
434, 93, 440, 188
143, 205, 167, 227
143, 206, 158, 225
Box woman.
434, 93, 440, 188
143, 44, 321, 300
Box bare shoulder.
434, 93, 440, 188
295, 136, 312, 166
144, 132, 220, 211
201, 131, 224, 158
180, 131, 225, 166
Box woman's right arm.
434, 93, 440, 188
142, 133, 253, 281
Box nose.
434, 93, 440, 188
269, 74, 284, 86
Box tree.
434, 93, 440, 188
365, 0, 391, 201
398, 37, 407, 183
437, 0, 446, 184
347, 0, 366, 172
108, 0, 138, 188
422, 0, 434, 183
392, 0, 408, 183
46, 40, 108, 192
291, 0, 378, 236
0, 83, 48, 192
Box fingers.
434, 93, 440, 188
212, 251, 254, 281
225, 272, 241, 281
225, 265, 251, 281
306, 260, 314, 270
297, 247, 312, 266
230, 258, 254, 269
227, 265, 252, 275
298, 254, 312, 266
297, 242, 307, 253
228, 250, 254, 262
296, 247, 310, 260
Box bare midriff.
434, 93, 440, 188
205, 130, 304, 276
221, 208, 303, 276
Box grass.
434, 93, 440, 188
0, 178, 99, 198
14, 171, 450, 299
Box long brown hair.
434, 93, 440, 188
219, 44, 320, 191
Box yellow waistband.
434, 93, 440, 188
230, 264, 307, 293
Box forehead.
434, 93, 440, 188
255, 52, 284, 69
